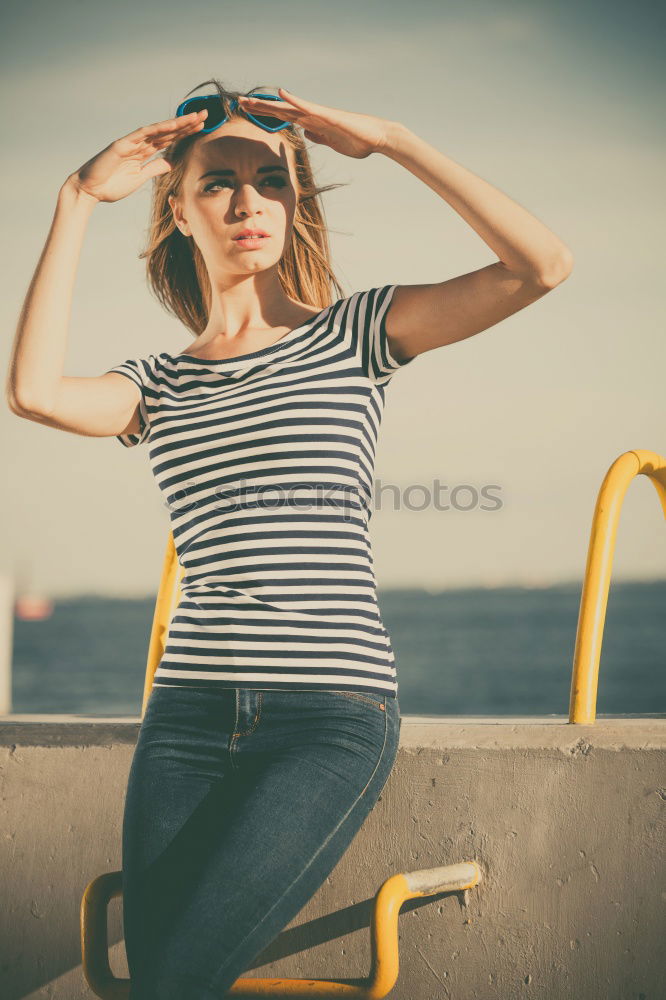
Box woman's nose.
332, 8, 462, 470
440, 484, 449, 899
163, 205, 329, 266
234, 183, 263, 214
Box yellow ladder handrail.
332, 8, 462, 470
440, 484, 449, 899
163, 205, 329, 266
140, 532, 185, 718
569, 449, 666, 724
81, 862, 482, 998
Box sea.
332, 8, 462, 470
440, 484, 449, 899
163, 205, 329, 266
8, 580, 665, 718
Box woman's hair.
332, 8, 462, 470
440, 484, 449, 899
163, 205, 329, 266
139, 79, 347, 335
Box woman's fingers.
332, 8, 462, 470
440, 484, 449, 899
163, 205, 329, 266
122, 111, 207, 146
142, 110, 206, 134
143, 117, 206, 147
239, 96, 303, 119
116, 112, 207, 157
138, 112, 207, 142
239, 94, 332, 131
277, 87, 317, 109
244, 89, 325, 116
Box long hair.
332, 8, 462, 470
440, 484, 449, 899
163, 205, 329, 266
139, 79, 347, 336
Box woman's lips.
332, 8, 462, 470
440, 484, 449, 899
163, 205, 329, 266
234, 235, 270, 250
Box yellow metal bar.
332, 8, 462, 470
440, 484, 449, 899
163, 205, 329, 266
81, 862, 482, 998
569, 449, 666, 725
140, 532, 184, 719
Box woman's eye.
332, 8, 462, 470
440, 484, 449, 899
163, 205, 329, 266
204, 176, 287, 192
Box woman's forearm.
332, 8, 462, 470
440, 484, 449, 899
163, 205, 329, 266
379, 122, 573, 286
6, 176, 98, 414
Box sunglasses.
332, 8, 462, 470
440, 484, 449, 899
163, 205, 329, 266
175, 89, 291, 135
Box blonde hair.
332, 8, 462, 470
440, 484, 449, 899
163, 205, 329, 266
139, 79, 347, 335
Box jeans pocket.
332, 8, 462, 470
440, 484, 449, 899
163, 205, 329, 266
328, 690, 387, 713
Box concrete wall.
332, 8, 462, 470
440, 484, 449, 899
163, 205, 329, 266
1, 716, 664, 1000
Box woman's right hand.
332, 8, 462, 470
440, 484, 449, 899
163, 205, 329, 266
66, 109, 208, 204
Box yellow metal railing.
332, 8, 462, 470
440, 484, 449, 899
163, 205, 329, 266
81, 862, 482, 998
141, 531, 184, 718
569, 449, 666, 724
79, 446, 664, 992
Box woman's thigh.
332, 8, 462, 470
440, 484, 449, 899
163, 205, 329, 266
123, 686, 401, 1000
122, 686, 241, 993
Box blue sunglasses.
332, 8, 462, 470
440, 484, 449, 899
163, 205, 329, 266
175, 91, 292, 135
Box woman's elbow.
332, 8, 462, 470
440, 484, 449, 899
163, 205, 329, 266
541, 248, 574, 289
6, 384, 43, 417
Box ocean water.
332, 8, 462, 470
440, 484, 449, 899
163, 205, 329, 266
8, 580, 665, 717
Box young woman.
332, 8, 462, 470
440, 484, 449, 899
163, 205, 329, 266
6, 80, 572, 998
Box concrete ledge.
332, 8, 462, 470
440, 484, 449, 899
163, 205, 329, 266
1, 718, 664, 999
1, 715, 664, 748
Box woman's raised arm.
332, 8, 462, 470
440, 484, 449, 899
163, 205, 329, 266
5, 109, 207, 437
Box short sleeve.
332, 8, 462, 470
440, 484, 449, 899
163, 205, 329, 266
105, 356, 155, 448
354, 284, 416, 385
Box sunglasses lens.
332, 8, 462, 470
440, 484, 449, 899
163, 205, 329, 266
252, 112, 289, 129
245, 90, 290, 130
181, 96, 226, 129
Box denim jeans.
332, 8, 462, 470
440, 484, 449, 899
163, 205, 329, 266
122, 685, 402, 999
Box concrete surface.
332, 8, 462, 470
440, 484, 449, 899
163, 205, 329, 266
1, 716, 664, 999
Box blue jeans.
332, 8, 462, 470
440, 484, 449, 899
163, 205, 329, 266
122, 686, 402, 999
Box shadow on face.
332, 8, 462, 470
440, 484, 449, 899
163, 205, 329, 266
170, 121, 301, 271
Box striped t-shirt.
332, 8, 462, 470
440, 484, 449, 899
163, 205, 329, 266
107, 284, 415, 698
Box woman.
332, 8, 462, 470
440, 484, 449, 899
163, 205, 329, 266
6, 80, 572, 998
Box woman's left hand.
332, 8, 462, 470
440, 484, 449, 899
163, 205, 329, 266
237, 88, 393, 159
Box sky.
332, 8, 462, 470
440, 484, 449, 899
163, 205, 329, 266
1, 0, 664, 597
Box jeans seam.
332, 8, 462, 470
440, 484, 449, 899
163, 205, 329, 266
332, 690, 386, 712
236, 691, 263, 736
207, 702, 391, 993
229, 691, 263, 767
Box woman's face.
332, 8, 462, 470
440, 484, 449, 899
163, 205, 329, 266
169, 119, 300, 278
